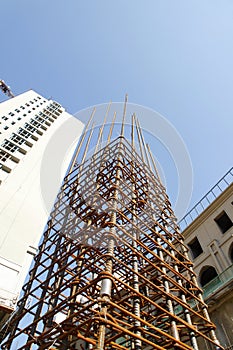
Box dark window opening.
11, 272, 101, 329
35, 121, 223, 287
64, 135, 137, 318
188, 237, 203, 259
200, 266, 218, 287
215, 211, 233, 233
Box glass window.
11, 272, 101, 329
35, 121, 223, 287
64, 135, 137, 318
24, 123, 36, 133
0, 149, 10, 162
35, 116, 43, 123
10, 133, 25, 145
1, 140, 19, 153
18, 128, 30, 139
30, 119, 42, 128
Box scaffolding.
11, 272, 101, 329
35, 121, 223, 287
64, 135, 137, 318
1, 100, 223, 349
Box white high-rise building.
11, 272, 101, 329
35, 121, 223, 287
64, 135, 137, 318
0, 90, 84, 326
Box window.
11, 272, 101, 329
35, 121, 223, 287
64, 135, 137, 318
15, 109, 20, 113
2, 140, 19, 153
0, 149, 11, 162
29, 119, 45, 132
38, 112, 52, 124
18, 128, 34, 139
2, 116, 8, 121
20, 105, 25, 110
8, 112, 14, 116
2, 140, 26, 155
188, 237, 203, 259
214, 211, 233, 233
10, 133, 24, 145
18, 128, 38, 141
35, 116, 46, 125
199, 266, 218, 287
24, 123, 36, 133
0, 148, 19, 163
34, 116, 48, 129
30, 119, 41, 128
10, 133, 32, 147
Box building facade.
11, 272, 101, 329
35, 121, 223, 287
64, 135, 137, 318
0, 90, 84, 333
180, 168, 233, 349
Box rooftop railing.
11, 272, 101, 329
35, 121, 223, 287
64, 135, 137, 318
179, 167, 233, 231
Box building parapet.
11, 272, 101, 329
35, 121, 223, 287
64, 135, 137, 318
179, 167, 233, 230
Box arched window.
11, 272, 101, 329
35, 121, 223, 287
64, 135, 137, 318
199, 266, 218, 287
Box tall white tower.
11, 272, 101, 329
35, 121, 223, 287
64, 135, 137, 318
0, 90, 84, 329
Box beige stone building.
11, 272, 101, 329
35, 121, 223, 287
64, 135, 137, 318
180, 168, 233, 349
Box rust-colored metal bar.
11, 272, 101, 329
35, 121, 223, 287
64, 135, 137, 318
1, 106, 223, 350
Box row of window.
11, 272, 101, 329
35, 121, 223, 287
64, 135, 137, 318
0, 102, 63, 176
188, 210, 233, 259
0, 96, 46, 124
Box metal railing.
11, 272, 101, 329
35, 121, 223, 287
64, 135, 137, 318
179, 167, 233, 230
202, 263, 233, 300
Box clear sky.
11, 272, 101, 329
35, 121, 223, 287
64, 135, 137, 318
1, 0, 233, 217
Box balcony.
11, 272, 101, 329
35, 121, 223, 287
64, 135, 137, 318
202, 263, 233, 301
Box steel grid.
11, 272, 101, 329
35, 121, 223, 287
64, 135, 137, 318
1, 106, 223, 349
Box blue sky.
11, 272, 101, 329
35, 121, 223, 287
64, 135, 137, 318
1, 1, 233, 216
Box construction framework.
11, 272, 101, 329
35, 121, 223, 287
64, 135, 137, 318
0, 80, 14, 98
1, 100, 223, 349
